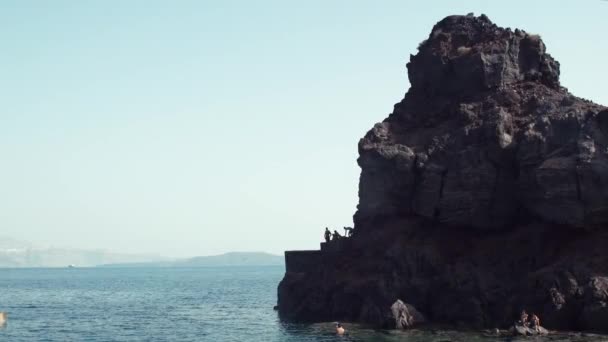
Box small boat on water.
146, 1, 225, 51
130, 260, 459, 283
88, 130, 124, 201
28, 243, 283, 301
67, 264, 76, 268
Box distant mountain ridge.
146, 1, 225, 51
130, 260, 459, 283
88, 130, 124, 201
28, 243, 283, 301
0, 237, 283, 268
98, 252, 284, 268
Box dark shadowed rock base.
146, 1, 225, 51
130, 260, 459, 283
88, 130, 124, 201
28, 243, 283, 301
280, 219, 608, 331
278, 14, 608, 333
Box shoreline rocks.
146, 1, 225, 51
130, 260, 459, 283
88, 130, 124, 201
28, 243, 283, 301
511, 324, 549, 336
391, 300, 426, 329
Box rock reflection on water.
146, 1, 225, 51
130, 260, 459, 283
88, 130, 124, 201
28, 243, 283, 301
279, 322, 608, 342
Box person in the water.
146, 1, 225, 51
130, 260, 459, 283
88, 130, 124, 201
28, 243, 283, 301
530, 313, 541, 332
517, 310, 529, 327
335, 322, 345, 335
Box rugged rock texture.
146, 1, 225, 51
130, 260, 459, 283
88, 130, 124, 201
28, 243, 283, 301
356, 14, 608, 230
278, 14, 608, 332
512, 323, 549, 336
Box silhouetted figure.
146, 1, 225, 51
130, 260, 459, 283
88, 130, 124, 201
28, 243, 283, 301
324, 227, 331, 243
343, 226, 354, 237
332, 230, 342, 241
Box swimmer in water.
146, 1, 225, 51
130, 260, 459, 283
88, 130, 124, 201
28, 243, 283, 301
335, 322, 345, 335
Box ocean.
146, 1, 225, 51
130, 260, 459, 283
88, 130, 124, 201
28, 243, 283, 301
0, 267, 605, 341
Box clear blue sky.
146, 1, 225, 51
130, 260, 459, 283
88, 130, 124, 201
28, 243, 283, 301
1, 0, 606, 257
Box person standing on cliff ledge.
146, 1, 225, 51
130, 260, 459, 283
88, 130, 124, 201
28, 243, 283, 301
324, 227, 331, 243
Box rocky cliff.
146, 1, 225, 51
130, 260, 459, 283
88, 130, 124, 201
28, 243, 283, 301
278, 14, 608, 332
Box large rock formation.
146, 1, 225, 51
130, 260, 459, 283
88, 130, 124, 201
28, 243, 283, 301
278, 14, 608, 332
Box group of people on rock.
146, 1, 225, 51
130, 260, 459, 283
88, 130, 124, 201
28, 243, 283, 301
323, 226, 354, 243
517, 310, 542, 332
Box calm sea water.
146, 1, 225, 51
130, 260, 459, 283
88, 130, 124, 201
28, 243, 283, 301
1, 267, 606, 342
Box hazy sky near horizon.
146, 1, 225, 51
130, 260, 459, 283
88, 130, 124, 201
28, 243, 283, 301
1, 1, 607, 258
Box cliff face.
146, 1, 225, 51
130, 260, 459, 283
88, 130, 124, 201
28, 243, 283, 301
278, 14, 608, 332
356, 14, 607, 230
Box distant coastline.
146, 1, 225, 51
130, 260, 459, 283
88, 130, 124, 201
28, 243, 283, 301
1, 237, 282, 268
97, 252, 284, 268
0, 236, 168, 268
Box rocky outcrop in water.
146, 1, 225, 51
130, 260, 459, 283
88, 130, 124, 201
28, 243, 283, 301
278, 14, 608, 332
391, 300, 426, 329
511, 324, 549, 336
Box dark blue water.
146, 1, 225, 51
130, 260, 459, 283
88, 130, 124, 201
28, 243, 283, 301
1, 267, 605, 341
